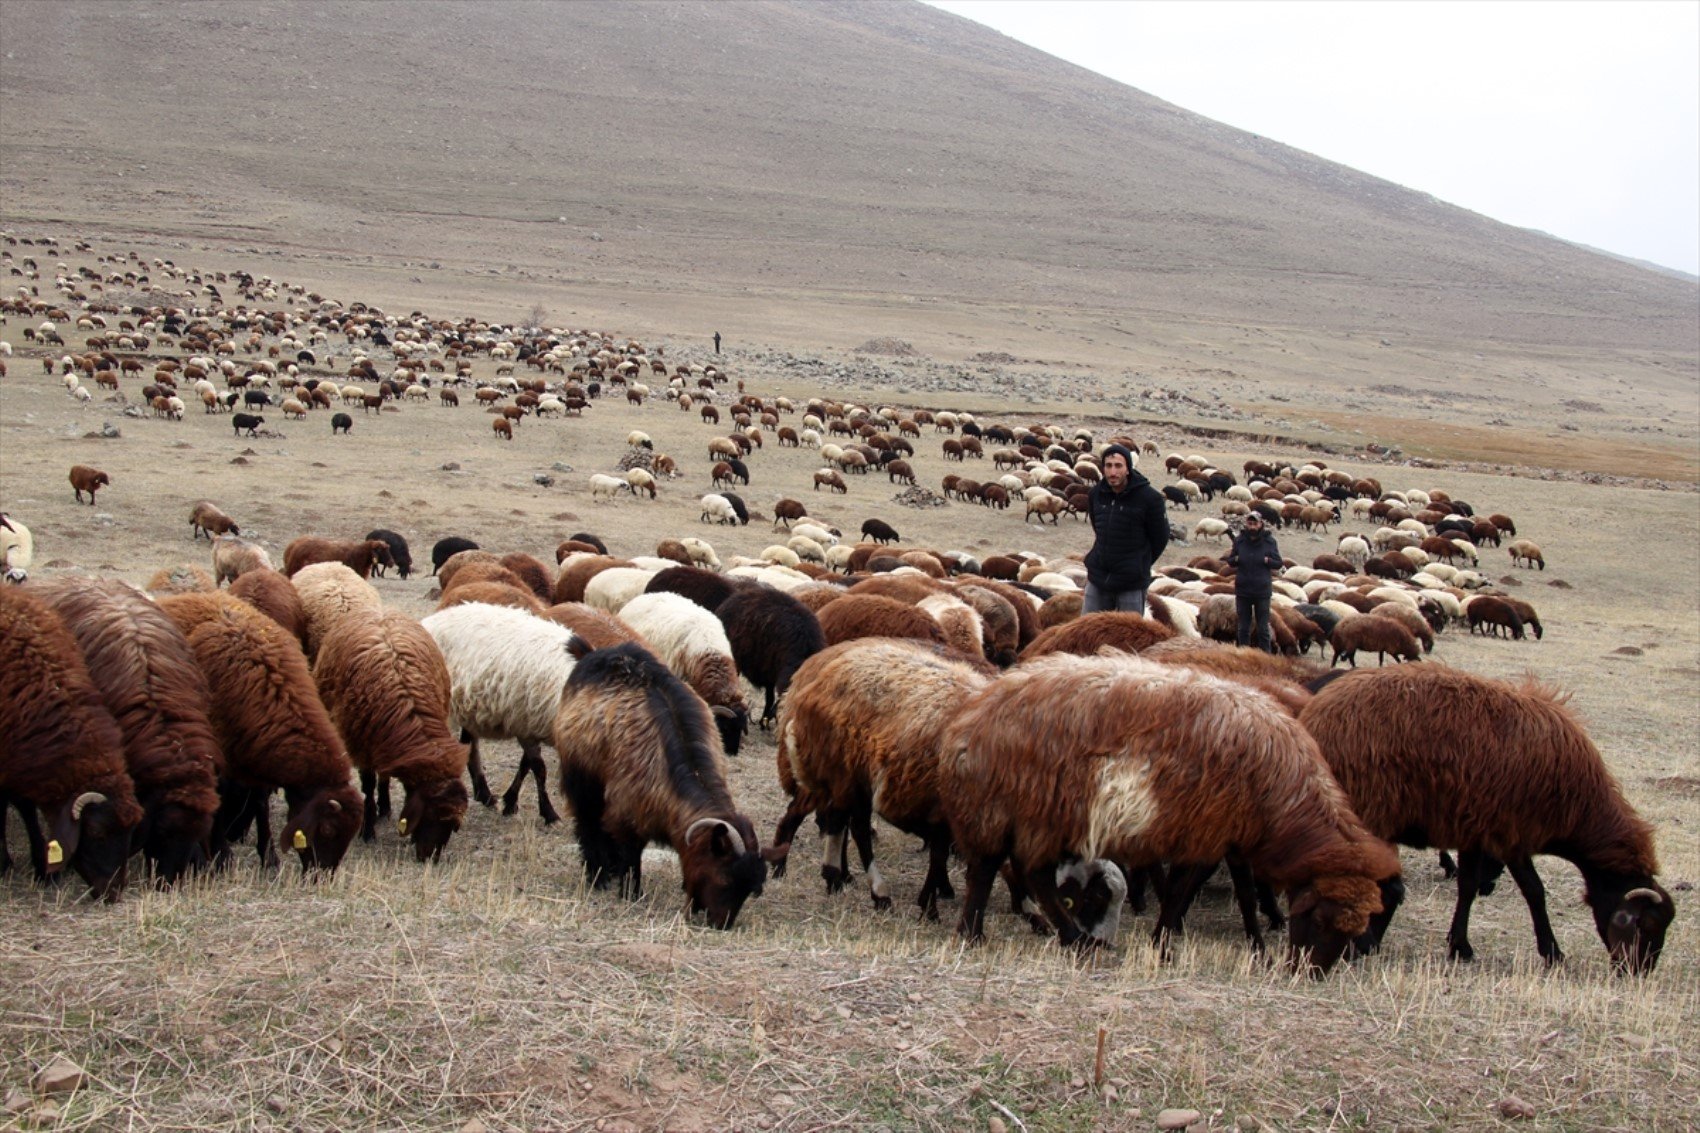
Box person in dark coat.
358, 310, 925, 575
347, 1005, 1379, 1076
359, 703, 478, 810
1082, 444, 1169, 614
713, 331, 721, 354
1225, 512, 1283, 653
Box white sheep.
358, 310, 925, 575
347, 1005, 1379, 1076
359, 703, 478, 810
0, 514, 33, 583
421, 602, 577, 823
623, 468, 657, 499
291, 561, 382, 661
791, 522, 839, 547
1190, 517, 1229, 542
700, 494, 738, 525
787, 535, 827, 564
626, 430, 651, 448
582, 566, 658, 614
761, 545, 802, 569
614, 591, 750, 755
680, 537, 721, 571
1337, 535, 1370, 569
590, 473, 630, 500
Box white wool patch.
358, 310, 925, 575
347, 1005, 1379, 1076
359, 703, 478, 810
1083, 759, 1158, 862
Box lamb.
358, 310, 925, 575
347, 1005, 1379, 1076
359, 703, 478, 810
313, 611, 471, 861
227, 567, 308, 647
69, 464, 111, 505
939, 652, 1400, 973
552, 642, 772, 928
616, 592, 751, 756
282, 535, 395, 579
1300, 665, 1674, 972
715, 584, 827, 728
158, 593, 361, 873
0, 586, 144, 900
1506, 539, 1545, 570
421, 602, 578, 824
33, 578, 222, 886
189, 500, 240, 541
364, 529, 414, 579
1329, 615, 1422, 667
1021, 611, 1175, 659
291, 561, 383, 662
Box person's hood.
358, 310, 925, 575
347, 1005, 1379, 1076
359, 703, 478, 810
1102, 444, 1150, 490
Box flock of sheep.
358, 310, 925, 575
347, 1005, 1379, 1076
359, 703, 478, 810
0, 232, 1674, 977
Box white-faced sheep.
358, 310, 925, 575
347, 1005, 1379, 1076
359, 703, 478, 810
1, 513, 33, 583
590, 473, 630, 500
1300, 666, 1673, 973
616, 592, 751, 756
421, 602, 578, 825
313, 611, 470, 862
938, 653, 1400, 973
553, 642, 772, 928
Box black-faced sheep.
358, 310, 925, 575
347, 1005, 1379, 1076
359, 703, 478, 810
283, 535, 395, 579
939, 652, 1400, 974
618, 591, 750, 755
430, 536, 480, 576
232, 412, 264, 437
189, 500, 240, 541
313, 611, 470, 861
2, 513, 35, 584
69, 464, 110, 505
715, 584, 826, 728
33, 579, 222, 886
364, 529, 414, 579
158, 592, 361, 873
0, 586, 143, 900
861, 518, 900, 544
1300, 665, 1674, 973
421, 602, 577, 824
553, 642, 772, 928
1506, 539, 1545, 570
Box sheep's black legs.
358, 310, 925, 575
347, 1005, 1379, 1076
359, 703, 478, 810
1506, 856, 1563, 965
1447, 848, 1486, 961
358, 770, 379, 842
956, 853, 1006, 943
847, 804, 885, 910
464, 733, 494, 807
817, 809, 851, 892
1349, 875, 1405, 958
916, 832, 953, 920
1226, 856, 1271, 950
768, 798, 812, 878
503, 741, 559, 825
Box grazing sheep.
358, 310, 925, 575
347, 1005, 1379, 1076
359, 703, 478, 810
430, 536, 480, 576
1465, 594, 1526, 640
232, 412, 265, 437
33, 578, 222, 886
616, 592, 750, 756
583, 566, 659, 614
939, 652, 1400, 973
1301, 666, 1674, 972
421, 602, 578, 824
861, 518, 900, 545
540, 602, 645, 650
291, 562, 383, 662
1506, 539, 1545, 570
813, 469, 848, 494
146, 564, 218, 595
645, 564, 741, 613
1191, 517, 1229, 543
553, 642, 771, 928
0, 586, 144, 899
716, 585, 827, 728
69, 464, 110, 505
1021, 611, 1175, 659
1329, 615, 1422, 667
158, 593, 361, 873
313, 611, 470, 861
2, 513, 36, 584
227, 567, 308, 646
816, 593, 948, 651
283, 536, 395, 580
189, 500, 240, 541
364, 529, 414, 579
590, 473, 630, 500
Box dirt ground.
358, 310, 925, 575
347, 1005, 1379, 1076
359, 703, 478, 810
1, 232, 1697, 1131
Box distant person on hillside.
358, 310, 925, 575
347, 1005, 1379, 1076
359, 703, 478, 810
713, 330, 721, 354
1225, 512, 1282, 653
1082, 444, 1168, 615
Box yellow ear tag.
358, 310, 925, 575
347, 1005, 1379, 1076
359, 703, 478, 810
292, 830, 308, 850
397, 818, 408, 835
46, 840, 64, 865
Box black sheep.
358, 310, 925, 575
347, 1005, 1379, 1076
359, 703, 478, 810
569, 532, 609, 555
331, 412, 353, 434
232, 412, 264, 437
364, 529, 414, 579
716, 585, 825, 728
430, 536, 480, 576
716, 492, 749, 526
860, 518, 900, 545
645, 565, 742, 612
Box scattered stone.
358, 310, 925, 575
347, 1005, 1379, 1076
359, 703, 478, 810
768, 1094, 792, 1110
265, 1095, 287, 1114
4, 1089, 31, 1114
230, 456, 249, 465
1496, 1095, 1536, 1120
441, 461, 462, 471
31, 1055, 85, 1095
1235, 1116, 1262, 1132
894, 486, 947, 508
1616, 1032, 1654, 1050
1611, 645, 1643, 656
551, 462, 574, 473
851, 337, 918, 357
532, 474, 554, 487
122, 406, 145, 418
1156, 1109, 1201, 1130
1548, 579, 1572, 589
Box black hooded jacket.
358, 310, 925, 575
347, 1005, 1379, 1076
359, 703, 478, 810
1083, 445, 1169, 593
1225, 526, 1283, 599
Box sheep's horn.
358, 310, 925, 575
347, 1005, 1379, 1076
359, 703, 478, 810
710, 705, 736, 719
69, 791, 106, 821
685, 817, 747, 855
1624, 888, 1666, 905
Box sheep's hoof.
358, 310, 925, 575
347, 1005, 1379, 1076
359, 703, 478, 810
500, 799, 519, 817
539, 809, 561, 827
871, 894, 892, 912
1447, 940, 1476, 963
821, 866, 848, 893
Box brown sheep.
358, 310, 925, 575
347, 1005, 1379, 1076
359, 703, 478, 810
0, 586, 143, 899
313, 610, 470, 861
438, 579, 547, 615
541, 602, 646, 650
146, 564, 218, 595
1301, 666, 1673, 972
1021, 611, 1175, 660
189, 500, 240, 541
282, 536, 395, 579
498, 552, 557, 604
813, 469, 847, 494
69, 464, 111, 505
553, 554, 634, 605
1330, 615, 1422, 667
1465, 594, 1526, 640
816, 593, 947, 650
939, 652, 1399, 973
435, 549, 504, 592
212, 535, 272, 586
291, 562, 383, 663
156, 592, 361, 873
33, 578, 222, 886
227, 567, 308, 648
1506, 539, 1545, 570
952, 583, 1023, 667
492, 417, 514, 440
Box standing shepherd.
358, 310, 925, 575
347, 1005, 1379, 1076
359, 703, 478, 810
713, 330, 722, 354
1082, 444, 1169, 614
1225, 512, 1283, 652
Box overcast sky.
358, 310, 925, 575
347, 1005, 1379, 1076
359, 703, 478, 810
927, 0, 1700, 277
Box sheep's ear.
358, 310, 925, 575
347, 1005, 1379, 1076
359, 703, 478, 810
567, 636, 594, 661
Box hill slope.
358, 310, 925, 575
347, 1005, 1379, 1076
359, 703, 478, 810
1, 0, 1693, 357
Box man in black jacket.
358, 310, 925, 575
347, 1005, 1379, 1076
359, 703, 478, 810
1083, 444, 1169, 614
1225, 512, 1283, 653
